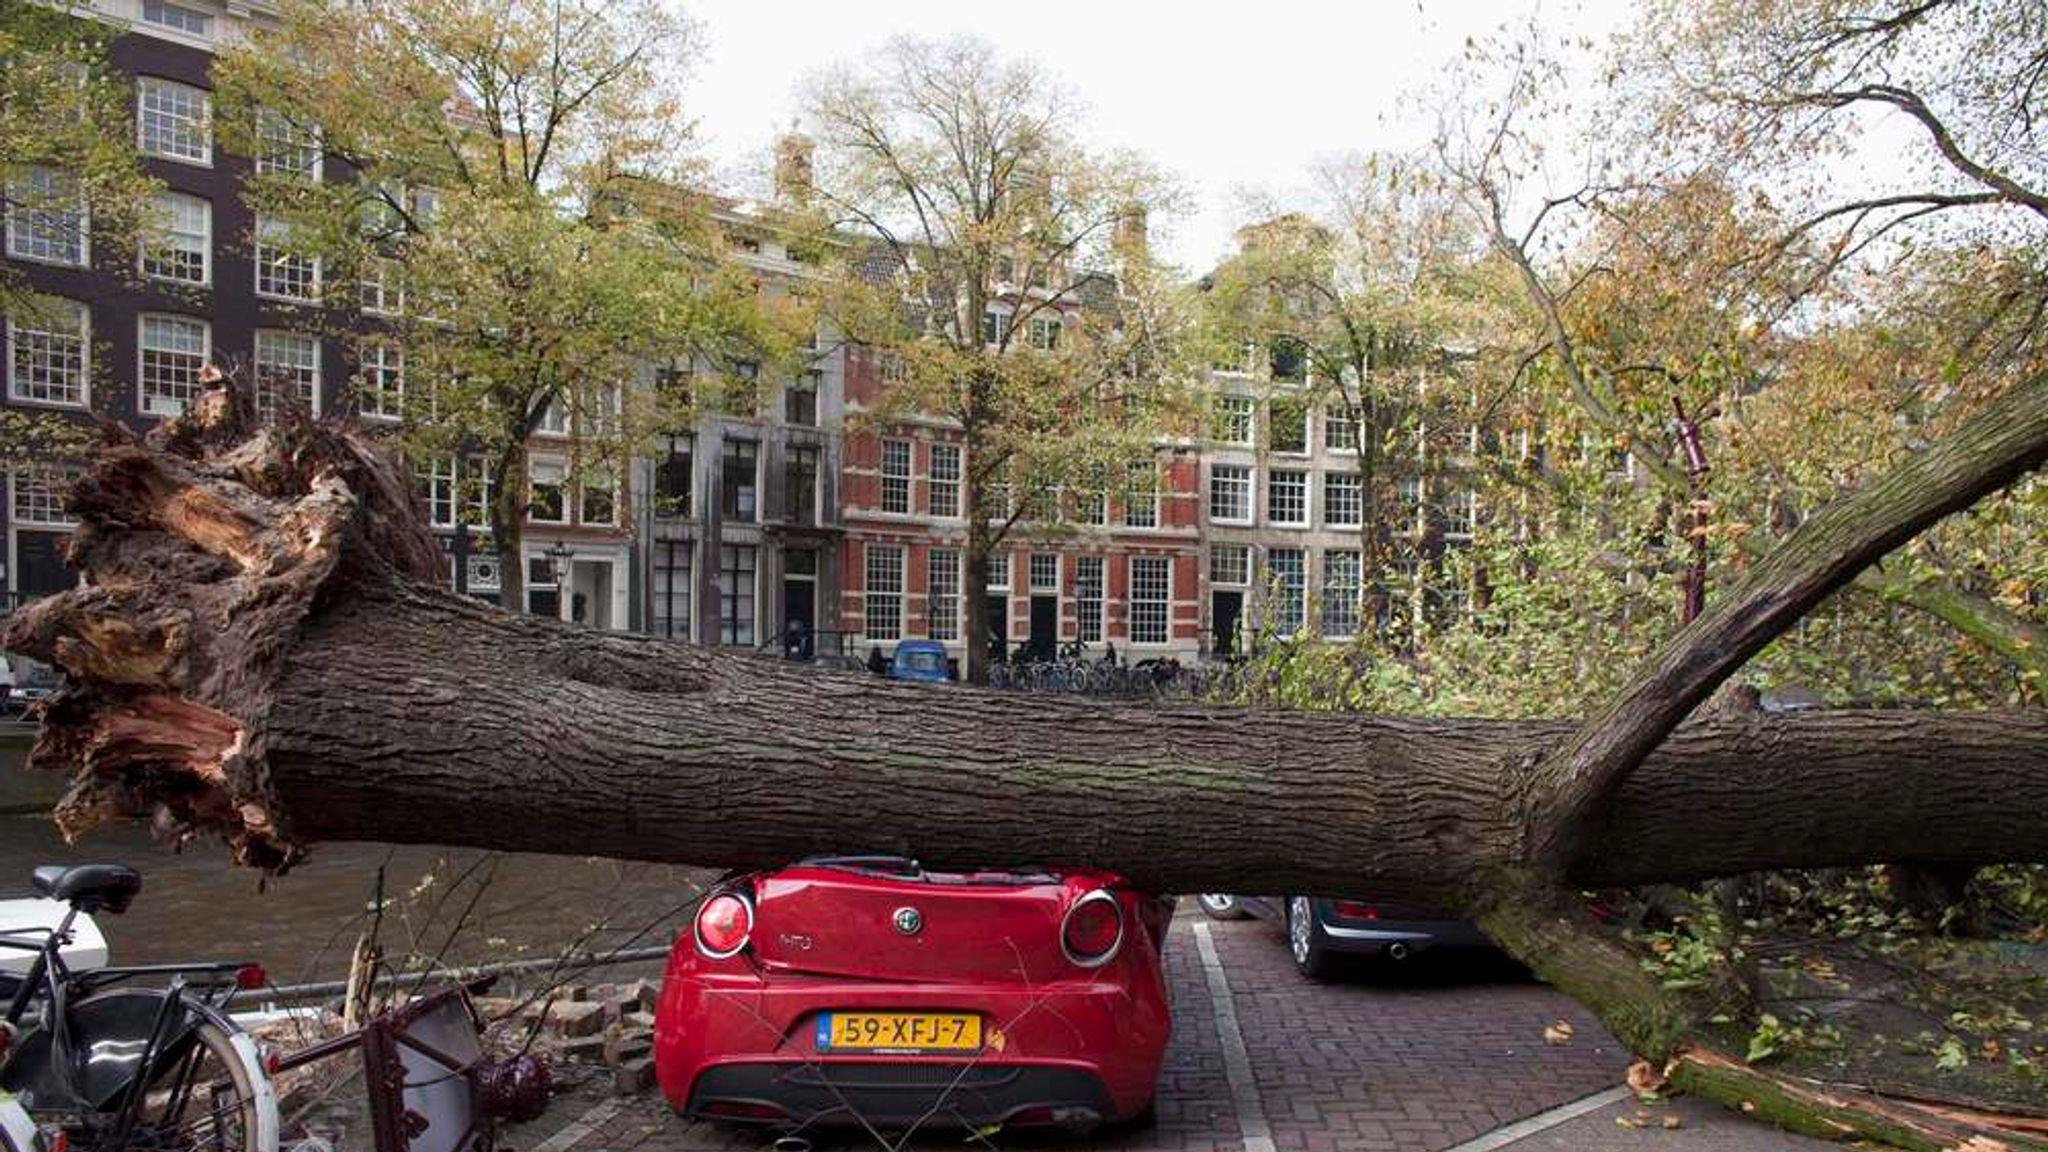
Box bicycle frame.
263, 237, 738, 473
1, 911, 275, 1148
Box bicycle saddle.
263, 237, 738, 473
30, 864, 143, 914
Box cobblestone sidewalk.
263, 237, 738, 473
502, 915, 1827, 1152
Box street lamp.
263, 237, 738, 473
543, 540, 574, 586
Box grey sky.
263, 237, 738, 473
682, 0, 1635, 272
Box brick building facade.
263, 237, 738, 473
835, 344, 1203, 668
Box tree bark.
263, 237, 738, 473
187, 582, 2048, 890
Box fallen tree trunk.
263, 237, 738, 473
5, 382, 2046, 1149
155, 580, 2048, 896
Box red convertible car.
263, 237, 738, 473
654, 856, 1172, 1133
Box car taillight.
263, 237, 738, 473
234, 964, 267, 990
694, 891, 753, 959
1332, 900, 1379, 921
1060, 889, 1123, 968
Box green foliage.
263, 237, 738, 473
0, 0, 161, 317
1745, 1011, 1841, 1065
210, 0, 795, 607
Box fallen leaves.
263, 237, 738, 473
1614, 1110, 1684, 1130
1543, 1020, 1575, 1045
1627, 1059, 1670, 1100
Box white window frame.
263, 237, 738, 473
1027, 315, 1061, 351
864, 543, 905, 642
360, 257, 404, 316
528, 458, 568, 525
1129, 556, 1171, 646
139, 0, 212, 38
927, 443, 962, 518
1215, 394, 1254, 446
1396, 476, 1424, 536
358, 344, 404, 420
140, 191, 210, 286
1268, 469, 1309, 527
1323, 471, 1363, 528
6, 300, 90, 408
1209, 544, 1250, 587
1266, 547, 1306, 638
253, 108, 322, 180
137, 313, 209, 417
1028, 552, 1060, 594
1075, 555, 1104, 643
927, 548, 961, 641
11, 466, 80, 526
5, 168, 88, 267
1121, 462, 1159, 529
579, 466, 620, 527
1321, 550, 1362, 638
254, 214, 321, 302
880, 438, 911, 514
1209, 463, 1253, 526
1443, 489, 1478, 541
1325, 407, 1358, 453
984, 551, 1012, 593
421, 456, 457, 528
252, 329, 321, 419
981, 307, 1012, 348
136, 76, 211, 165
720, 543, 758, 647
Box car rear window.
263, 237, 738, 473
801, 855, 1056, 886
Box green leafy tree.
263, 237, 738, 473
1199, 155, 1513, 626
800, 36, 1194, 682
211, 0, 796, 613
1, 0, 159, 317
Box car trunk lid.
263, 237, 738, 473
745, 857, 1086, 984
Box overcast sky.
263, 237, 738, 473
679, 0, 1635, 272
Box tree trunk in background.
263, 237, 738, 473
5, 380, 2046, 1149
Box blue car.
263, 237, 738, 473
888, 639, 953, 683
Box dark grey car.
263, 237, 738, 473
1195, 893, 1489, 980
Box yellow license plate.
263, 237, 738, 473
817, 1012, 981, 1052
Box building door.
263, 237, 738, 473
984, 594, 1008, 659
1028, 595, 1057, 661
1212, 590, 1244, 658
782, 549, 816, 656
568, 559, 614, 630
14, 531, 72, 601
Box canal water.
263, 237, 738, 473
1, 813, 710, 985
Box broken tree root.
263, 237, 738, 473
2, 389, 439, 868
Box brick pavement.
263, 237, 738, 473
499, 914, 1811, 1152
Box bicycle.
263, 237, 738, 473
0, 865, 278, 1152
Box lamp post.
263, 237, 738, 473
543, 540, 574, 587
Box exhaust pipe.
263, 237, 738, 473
1385, 942, 1411, 961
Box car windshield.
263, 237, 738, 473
900, 650, 944, 672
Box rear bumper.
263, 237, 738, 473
655, 970, 1167, 1127
685, 1061, 1115, 1127
1318, 917, 1490, 955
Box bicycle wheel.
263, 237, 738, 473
79, 1016, 274, 1152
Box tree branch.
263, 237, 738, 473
1527, 369, 2048, 874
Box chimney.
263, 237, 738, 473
774, 132, 814, 203
1114, 202, 1149, 264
